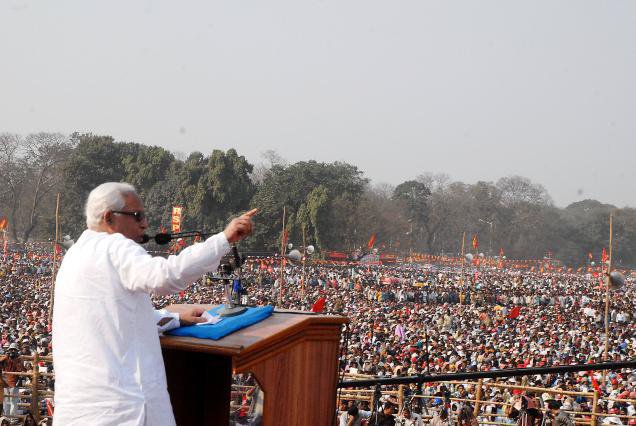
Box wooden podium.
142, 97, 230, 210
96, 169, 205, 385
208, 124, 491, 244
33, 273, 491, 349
160, 310, 348, 425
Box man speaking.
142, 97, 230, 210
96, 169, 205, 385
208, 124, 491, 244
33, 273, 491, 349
52, 182, 256, 425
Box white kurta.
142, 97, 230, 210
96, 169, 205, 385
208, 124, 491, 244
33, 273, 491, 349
52, 229, 230, 426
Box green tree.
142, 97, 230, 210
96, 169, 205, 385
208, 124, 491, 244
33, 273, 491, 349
248, 161, 368, 252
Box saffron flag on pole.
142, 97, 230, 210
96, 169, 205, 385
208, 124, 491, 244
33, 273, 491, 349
472, 235, 478, 250
601, 247, 607, 263
367, 233, 376, 249
0, 217, 7, 230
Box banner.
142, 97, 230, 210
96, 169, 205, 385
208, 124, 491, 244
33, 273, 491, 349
171, 206, 182, 233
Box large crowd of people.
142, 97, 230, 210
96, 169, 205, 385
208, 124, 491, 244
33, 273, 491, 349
1, 241, 635, 424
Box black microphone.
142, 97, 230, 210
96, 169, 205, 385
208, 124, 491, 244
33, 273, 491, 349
154, 233, 172, 245
139, 233, 172, 245
140, 231, 210, 245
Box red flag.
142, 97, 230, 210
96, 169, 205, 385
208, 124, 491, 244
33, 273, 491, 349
507, 306, 521, 319
589, 371, 601, 392
367, 233, 376, 249
312, 297, 327, 313
472, 235, 478, 250
601, 247, 607, 263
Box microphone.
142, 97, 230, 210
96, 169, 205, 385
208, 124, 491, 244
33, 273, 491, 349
140, 233, 172, 245
140, 231, 207, 245
154, 233, 173, 245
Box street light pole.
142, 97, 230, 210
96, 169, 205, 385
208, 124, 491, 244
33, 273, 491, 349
602, 213, 614, 386
478, 218, 494, 256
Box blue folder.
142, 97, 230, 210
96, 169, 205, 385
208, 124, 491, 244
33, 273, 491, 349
167, 305, 274, 340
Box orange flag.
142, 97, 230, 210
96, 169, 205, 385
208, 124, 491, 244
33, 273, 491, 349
367, 233, 377, 249
472, 235, 478, 250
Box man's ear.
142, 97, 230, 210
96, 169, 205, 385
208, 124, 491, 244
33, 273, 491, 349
104, 211, 113, 225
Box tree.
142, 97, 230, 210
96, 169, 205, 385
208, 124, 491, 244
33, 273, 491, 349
0, 133, 27, 240
248, 161, 368, 252
392, 180, 431, 252
0, 132, 74, 241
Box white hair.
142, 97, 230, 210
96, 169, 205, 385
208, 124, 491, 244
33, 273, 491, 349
85, 182, 137, 230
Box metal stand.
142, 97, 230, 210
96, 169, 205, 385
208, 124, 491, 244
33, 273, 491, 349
218, 279, 247, 317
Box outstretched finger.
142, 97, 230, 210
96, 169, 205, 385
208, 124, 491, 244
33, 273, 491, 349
242, 208, 258, 218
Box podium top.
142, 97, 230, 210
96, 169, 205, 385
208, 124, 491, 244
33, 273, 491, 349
160, 308, 348, 370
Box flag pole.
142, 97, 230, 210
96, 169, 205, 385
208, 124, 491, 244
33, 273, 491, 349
48, 193, 61, 324
602, 213, 613, 386
301, 223, 306, 296
278, 206, 286, 305
460, 231, 466, 286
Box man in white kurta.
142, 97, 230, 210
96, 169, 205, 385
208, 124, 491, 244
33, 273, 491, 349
52, 182, 255, 425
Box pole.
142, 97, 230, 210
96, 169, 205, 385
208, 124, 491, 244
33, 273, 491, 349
460, 232, 466, 286
473, 379, 484, 417
301, 224, 306, 296
48, 193, 60, 323
31, 352, 40, 423
602, 213, 613, 386
591, 389, 599, 426
278, 206, 286, 304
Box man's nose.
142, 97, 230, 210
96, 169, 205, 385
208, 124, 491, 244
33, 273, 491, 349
140, 218, 149, 229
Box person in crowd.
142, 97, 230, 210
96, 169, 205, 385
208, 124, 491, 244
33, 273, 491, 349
545, 399, 574, 426
0, 343, 25, 417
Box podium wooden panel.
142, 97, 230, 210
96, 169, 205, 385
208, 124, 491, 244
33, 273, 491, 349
160, 310, 348, 426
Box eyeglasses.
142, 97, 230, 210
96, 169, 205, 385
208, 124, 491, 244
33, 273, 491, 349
112, 210, 146, 222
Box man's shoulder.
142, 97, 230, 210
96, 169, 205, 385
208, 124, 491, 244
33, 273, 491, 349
74, 229, 140, 254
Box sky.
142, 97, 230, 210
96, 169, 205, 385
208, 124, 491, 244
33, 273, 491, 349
1, 1, 635, 208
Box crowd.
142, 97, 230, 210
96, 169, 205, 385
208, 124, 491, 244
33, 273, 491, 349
0, 242, 635, 425
0, 243, 54, 423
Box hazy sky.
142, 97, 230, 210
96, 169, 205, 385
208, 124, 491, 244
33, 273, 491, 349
2, 1, 635, 208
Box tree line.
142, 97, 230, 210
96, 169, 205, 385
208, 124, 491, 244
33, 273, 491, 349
1, 132, 634, 267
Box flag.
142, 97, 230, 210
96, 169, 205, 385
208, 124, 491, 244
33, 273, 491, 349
601, 247, 607, 263
588, 252, 593, 261
589, 371, 601, 393
507, 306, 521, 319
472, 235, 478, 250
367, 233, 376, 249
171, 206, 182, 233
499, 248, 504, 257
312, 297, 327, 313
0, 217, 7, 230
